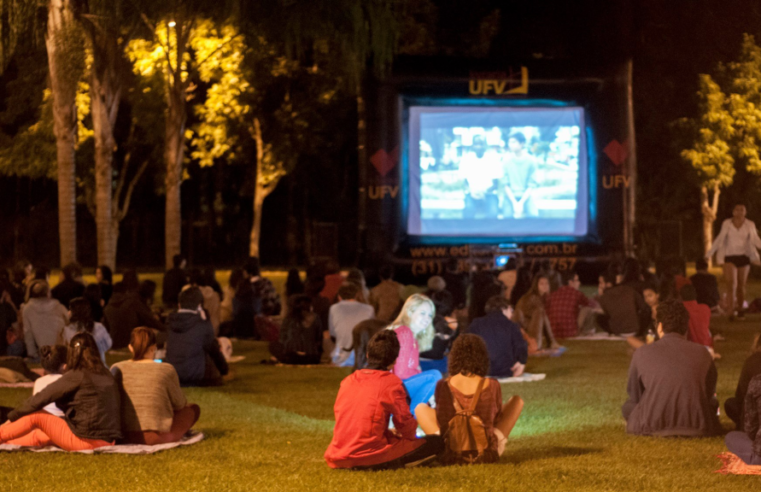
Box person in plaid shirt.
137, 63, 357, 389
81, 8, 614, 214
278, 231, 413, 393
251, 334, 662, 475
547, 271, 596, 339
245, 257, 282, 317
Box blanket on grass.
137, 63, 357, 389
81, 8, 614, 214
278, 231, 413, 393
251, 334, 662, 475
566, 332, 634, 341
0, 431, 204, 455
715, 452, 761, 475
497, 373, 546, 384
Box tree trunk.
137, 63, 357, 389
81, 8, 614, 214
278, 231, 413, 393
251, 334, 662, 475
249, 185, 265, 258
164, 83, 186, 269
702, 184, 721, 267
46, 0, 79, 267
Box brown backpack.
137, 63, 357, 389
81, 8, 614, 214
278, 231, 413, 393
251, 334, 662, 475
444, 377, 490, 464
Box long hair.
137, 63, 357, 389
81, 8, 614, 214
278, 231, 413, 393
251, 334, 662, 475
68, 297, 94, 333
387, 293, 436, 352
67, 332, 108, 373
528, 273, 549, 298
130, 327, 157, 361
285, 294, 312, 324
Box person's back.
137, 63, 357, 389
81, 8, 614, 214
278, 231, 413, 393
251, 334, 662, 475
690, 262, 720, 309
111, 360, 186, 433
622, 299, 720, 437
51, 279, 85, 309
683, 300, 713, 347
468, 297, 527, 378
369, 279, 403, 322
22, 284, 68, 359
598, 283, 645, 335
329, 284, 375, 366
104, 286, 163, 349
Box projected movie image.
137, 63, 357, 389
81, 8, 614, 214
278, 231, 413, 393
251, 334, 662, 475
407, 106, 589, 237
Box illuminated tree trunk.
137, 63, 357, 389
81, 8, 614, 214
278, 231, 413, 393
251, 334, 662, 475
46, 0, 79, 266
164, 83, 186, 269
702, 183, 720, 267
89, 35, 122, 270
249, 118, 283, 258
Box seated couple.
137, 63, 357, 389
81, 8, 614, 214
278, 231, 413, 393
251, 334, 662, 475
324, 331, 523, 469
0, 328, 200, 450
622, 299, 721, 437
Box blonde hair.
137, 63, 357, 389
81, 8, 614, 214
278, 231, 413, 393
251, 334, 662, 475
387, 293, 436, 352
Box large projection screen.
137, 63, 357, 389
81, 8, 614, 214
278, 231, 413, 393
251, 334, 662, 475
407, 106, 589, 238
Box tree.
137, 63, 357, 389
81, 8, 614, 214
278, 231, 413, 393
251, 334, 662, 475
683, 34, 761, 261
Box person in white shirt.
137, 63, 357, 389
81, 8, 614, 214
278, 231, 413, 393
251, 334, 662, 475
459, 136, 502, 219
32, 345, 68, 417
706, 204, 761, 320
329, 283, 375, 367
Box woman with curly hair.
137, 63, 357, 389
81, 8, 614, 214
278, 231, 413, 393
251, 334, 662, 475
387, 294, 442, 412
415, 334, 524, 464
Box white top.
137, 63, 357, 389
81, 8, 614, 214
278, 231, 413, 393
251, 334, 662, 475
328, 300, 375, 365
459, 151, 503, 196
707, 218, 761, 265
33, 374, 64, 417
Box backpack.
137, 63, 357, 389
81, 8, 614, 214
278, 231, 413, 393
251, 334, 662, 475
444, 377, 490, 464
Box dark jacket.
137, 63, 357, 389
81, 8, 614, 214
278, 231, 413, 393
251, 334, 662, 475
166, 311, 228, 385
598, 284, 648, 335
468, 311, 528, 378
103, 292, 164, 349
622, 333, 720, 437
743, 374, 761, 456
51, 279, 85, 309
279, 316, 322, 356
733, 352, 761, 425
9, 369, 122, 441
162, 268, 187, 306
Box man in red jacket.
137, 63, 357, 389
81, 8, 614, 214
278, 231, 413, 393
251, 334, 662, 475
324, 330, 444, 469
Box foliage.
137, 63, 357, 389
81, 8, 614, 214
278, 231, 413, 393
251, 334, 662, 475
0, 0, 41, 74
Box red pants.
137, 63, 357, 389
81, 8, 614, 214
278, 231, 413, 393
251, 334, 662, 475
0, 411, 112, 451
123, 404, 200, 445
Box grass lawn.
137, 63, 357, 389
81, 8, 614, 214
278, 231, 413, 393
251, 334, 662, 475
1, 315, 760, 491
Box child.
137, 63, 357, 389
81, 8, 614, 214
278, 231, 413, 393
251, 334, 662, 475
415, 334, 524, 464
324, 330, 444, 470
32, 345, 68, 417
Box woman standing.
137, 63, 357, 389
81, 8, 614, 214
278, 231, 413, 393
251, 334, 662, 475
706, 204, 761, 320
387, 294, 442, 413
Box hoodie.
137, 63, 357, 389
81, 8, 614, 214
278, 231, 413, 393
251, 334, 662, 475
22, 298, 68, 359
165, 311, 228, 385
103, 292, 164, 349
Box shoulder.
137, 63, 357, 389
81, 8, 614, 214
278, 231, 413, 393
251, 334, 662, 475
749, 374, 761, 393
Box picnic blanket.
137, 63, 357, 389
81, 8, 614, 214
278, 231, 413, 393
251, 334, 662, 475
0, 431, 205, 455
715, 452, 761, 475
566, 332, 634, 341
497, 373, 546, 384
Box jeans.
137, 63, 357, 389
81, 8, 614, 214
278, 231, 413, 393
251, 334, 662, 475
726, 431, 761, 465
403, 370, 442, 413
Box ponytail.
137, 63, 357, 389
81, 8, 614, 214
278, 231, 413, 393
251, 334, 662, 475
130, 327, 157, 361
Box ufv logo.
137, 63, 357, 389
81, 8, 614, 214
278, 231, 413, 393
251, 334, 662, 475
468, 67, 529, 95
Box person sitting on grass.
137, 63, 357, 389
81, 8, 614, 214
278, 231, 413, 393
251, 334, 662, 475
514, 274, 560, 350
726, 373, 761, 465
269, 294, 323, 365
324, 330, 444, 470
329, 283, 374, 367
63, 297, 112, 365
111, 327, 200, 445
690, 258, 721, 313
547, 270, 598, 339
32, 345, 68, 418
388, 294, 443, 413
0, 333, 122, 450
415, 334, 524, 464
22, 280, 68, 361
725, 334, 761, 429
680, 284, 717, 358
166, 287, 229, 387
627, 284, 660, 350
468, 295, 527, 378
622, 299, 721, 437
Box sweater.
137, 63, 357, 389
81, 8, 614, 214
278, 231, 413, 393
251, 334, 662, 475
324, 369, 423, 469
9, 369, 122, 441
468, 311, 528, 378
391, 326, 420, 380
622, 333, 720, 437
22, 298, 68, 359
111, 360, 187, 433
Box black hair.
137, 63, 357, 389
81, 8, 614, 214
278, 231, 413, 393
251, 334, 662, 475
62, 262, 82, 281
286, 294, 313, 323
68, 297, 94, 333
378, 264, 395, 281
366, 330, 400, 369
111, 281, 127, 294
656, 299, 689, 335
337, 282, 359, 301
561, 270, 578, 286
179, 286, 204, 310
429, 290, 454, 317
229, 269, 246, 291
188, 268, 205, 286
40, 345, 68, 374
484, 294, 511, 314
244, 257, 261, 277
122, 269, 140, 293
508, 132, 526, 145
286, 269, 305, 297
448, 334, 490, 377
97, 265, 113, 283
34, 266, 50, 280
679, 284, 698, 302
29, 280, 49, 299
695, 258, 708, 271
139, 280, 157, 305
622, 258, 641, 284
172, 254, 184, 268
67, 332, 107, 374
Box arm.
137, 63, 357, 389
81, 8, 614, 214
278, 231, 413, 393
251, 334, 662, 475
706, 220, 727, 258
749, 221, 761, 250
8, 371, 82, 421
328, 307, 337, 339
203, 329, 229, 376
388, 379, 418, 440
622, 355, 642, 420
166, 367, 188, 411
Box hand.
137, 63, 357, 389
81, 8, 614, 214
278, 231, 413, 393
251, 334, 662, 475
511, 362, 525, 377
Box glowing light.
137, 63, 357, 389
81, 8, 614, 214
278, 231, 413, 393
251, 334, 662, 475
168, 21, 176, 27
